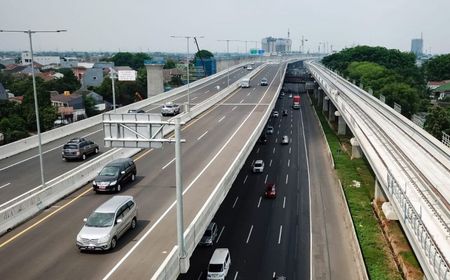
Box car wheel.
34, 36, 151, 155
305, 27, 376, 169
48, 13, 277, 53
131, 174, 135, 182
110, 237, 117, 250
116, 184, 121, 192
131, 218, 137, 230
82, 154, 86, 160
94, 147, 99, 154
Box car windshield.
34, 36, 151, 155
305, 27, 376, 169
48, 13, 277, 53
99, 166, 120, 176
63, 144, 77, 149
208, 264, 223, 272
255, 162, 263, 167
85, 212, 115, 227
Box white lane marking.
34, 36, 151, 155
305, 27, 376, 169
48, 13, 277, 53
218, 116, 226, 123
0, 183, 11, 190
232, 106, 237, 111
192, 96, 198, 101
264, 174, 268, 184
273, 272, 276, 278
257, 196, 262, 208
204, 90, 210, 93
273, 147, 276, 154
277, 130, 280, 135
283, 196, 286, 208
291, 130, 293, 135
288, 159, 290, 167
279, 124, 281, 128
247, 92, 251, 96
285, 174, 289, 184
256, 147, 260, 154
197, 130, 208, 141
234, 271, 239, 280
291, 123, 293, 128
289, 147, 292, 154
275, 137, 278, 143
162, 158, 176, 170
240, 99, 244, 104
217, 226, 225, 243
246, 225, 254, 243
252, 88, 256, 91
243, 175, 248, 184
103, 59, 281, 280
197, 271, 203, 280
269, 159, 272, 167
0, 129, 102, 172
232, 196, 239, 208
278, 225, 283, 244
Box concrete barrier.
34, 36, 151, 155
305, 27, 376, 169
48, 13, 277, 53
152, 62, 287, 280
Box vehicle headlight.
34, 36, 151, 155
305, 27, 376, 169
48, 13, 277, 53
109, 180, 117, 186
76, 234, 82, 242
98, 234, 110, 243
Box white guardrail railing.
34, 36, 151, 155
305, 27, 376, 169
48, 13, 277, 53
306, 61, 450, 280
0, 63, 267, 236
0, 61, 257, 161
151, 62, 287, 280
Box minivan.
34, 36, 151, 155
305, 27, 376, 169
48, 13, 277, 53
93, 158, 137, 193
207, 248, 231, 280
76, 195, 137, 251
199, 222, 218, 246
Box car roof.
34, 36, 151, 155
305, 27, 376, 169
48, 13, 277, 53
95, 195, 134, 213
255, 160, 264, 164
107, 158, 133, 166
68, 137, 86, 143
210, 248, 229, 263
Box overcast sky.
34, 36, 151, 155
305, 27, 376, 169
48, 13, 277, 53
1, 0, 449, 54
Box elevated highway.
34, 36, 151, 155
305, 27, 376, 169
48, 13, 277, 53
307, 61, 450, 280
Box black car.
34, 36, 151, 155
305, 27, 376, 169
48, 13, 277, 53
199, 222, 218, 246
62, 138, 99, 161
127, 109, 145, 113
282, 109, 288, 116
93, 158, 137, 193
258, 134, 268, 144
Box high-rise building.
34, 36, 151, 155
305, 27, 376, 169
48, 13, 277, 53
411, 35, 424, 57
261, 37, 292, 54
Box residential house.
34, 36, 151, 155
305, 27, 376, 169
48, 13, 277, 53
51, 92, 86, 122
433, 82, 450, 101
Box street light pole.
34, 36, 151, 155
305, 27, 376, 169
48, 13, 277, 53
109, 68, 117, 111
0, 29, 66, 190
171, 35, 204, 113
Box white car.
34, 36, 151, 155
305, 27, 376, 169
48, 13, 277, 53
281, 135, 289, 145
252, 160, 265, 173
161, 102, 181, 116
272, 111, 279, 117
246, 65, 253, 70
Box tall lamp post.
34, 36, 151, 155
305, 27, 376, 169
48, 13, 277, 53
218, 39, 241, 87
170, 35, 204, 113
0, 29, 66, 190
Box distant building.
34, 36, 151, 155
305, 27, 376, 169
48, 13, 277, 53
261, 37, 292, 54
21, 51, 60, 66
61, 57, 78, 68
433, 82, 450, 100
411, 38, 423, 57
82, 68, 104, 88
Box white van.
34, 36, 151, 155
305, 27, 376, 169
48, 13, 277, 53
207, 248, 231, 280
240, 78, 250, 88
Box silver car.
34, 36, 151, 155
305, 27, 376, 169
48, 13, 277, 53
76, 195, 137, 251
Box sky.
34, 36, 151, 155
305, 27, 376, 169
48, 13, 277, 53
1, 0, 449, 54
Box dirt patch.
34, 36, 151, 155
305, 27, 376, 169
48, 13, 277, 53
373, 201, 424, 280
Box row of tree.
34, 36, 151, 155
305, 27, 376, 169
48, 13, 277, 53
321, 46, 450, 139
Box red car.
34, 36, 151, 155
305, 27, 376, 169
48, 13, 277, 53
264, 183, 276, 199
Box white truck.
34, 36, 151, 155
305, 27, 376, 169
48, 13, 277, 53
240, 77, 250, 88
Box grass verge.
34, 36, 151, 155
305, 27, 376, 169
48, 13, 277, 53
312, 97, 403, 280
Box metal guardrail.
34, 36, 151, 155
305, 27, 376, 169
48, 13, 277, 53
307, 62, 450, 280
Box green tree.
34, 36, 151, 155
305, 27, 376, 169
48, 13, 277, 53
422, 54, 450, 81
424, 107, 450, 138
195, 50, 214, 59
164, 59, 176, 69
45, 68, 81, 93
378, 82, 420, 118
40, 106, 58, 131
0, 114, 28, 143
83, 94, 97, 117
109, 52, 151, 70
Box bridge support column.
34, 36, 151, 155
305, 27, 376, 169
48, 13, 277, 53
322, 95, 329, 113
328, 102, 336, 122
374, 179, 387, 202
350, 137, 362, 159
318, 87, 324, 107
335, 111, 346, 135
145, 64, 164, 97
